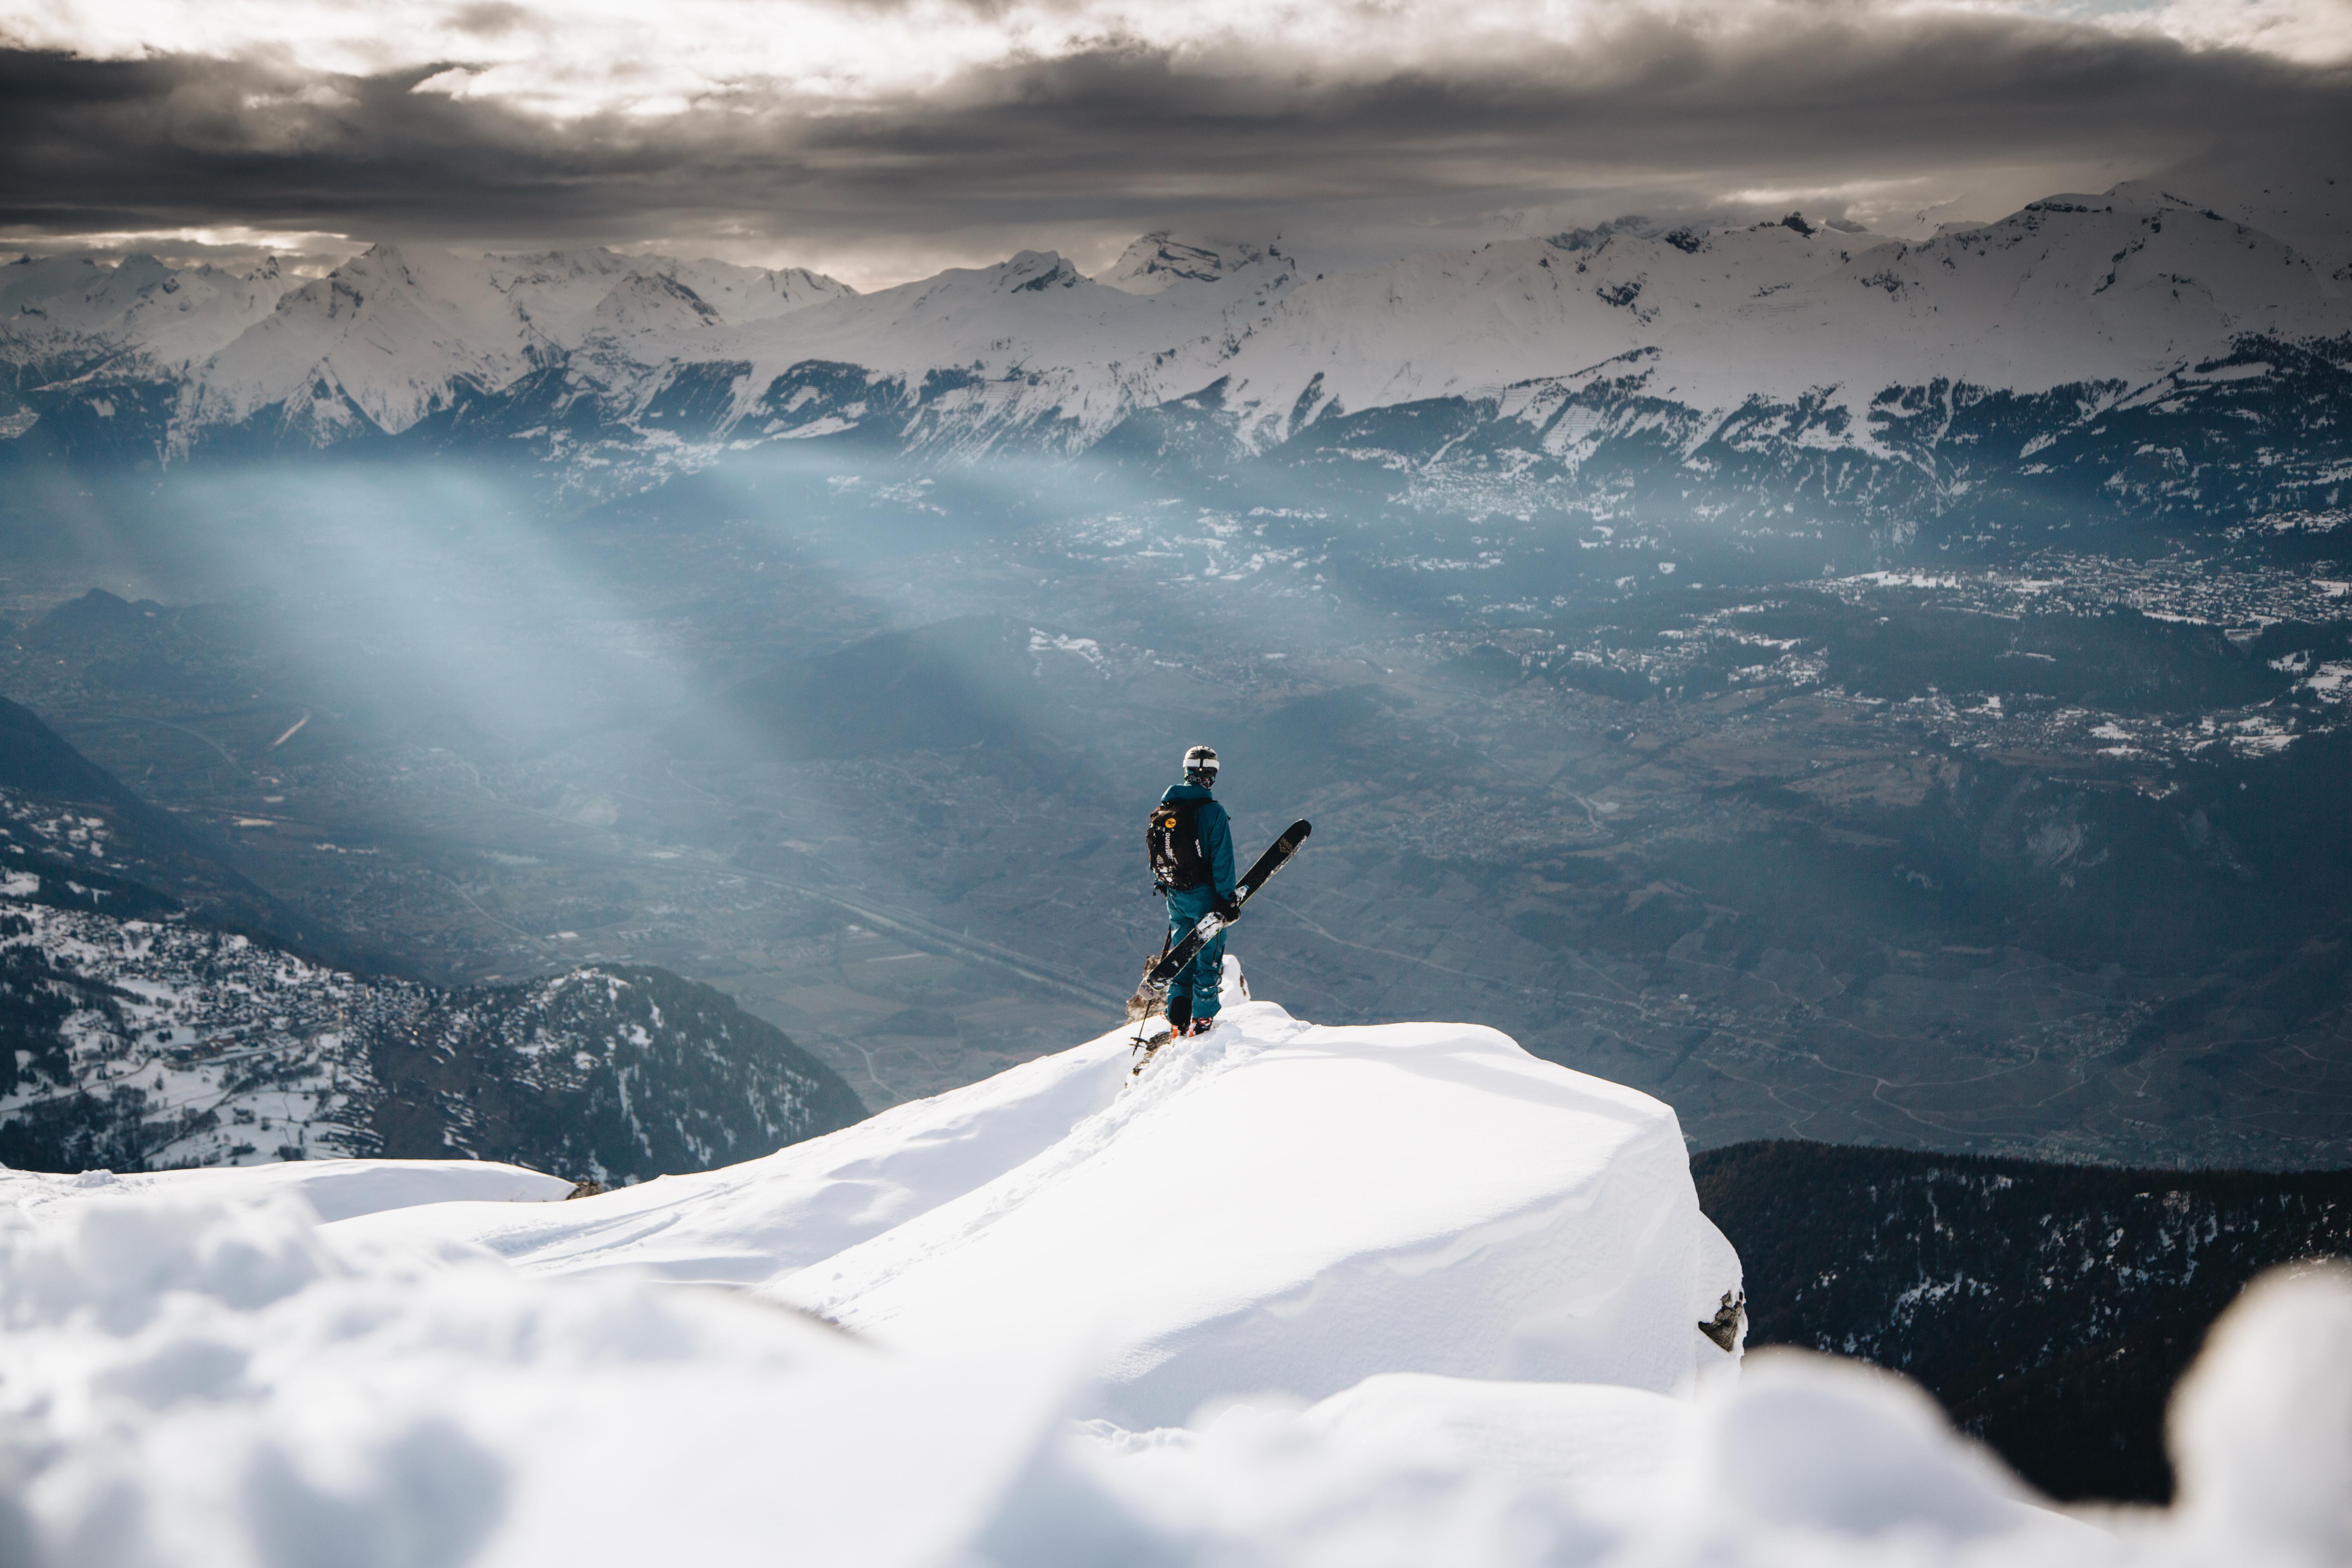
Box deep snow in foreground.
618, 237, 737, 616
0, 1157, 569, 1222
4, 996, 2350, 1566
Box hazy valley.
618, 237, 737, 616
2, 436, 2347, 1166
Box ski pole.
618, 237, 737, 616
1131, 929, 1173, 1055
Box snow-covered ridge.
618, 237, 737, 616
7, 177, 2343, 474
0, 252, 289, 375
0, 242, 855, 451
174, 243, 858, 446
1100, 231, 1285, 294
4, 988, 2348, 1565
1200, 187, 2346, 450
339, 988, 1742, 1423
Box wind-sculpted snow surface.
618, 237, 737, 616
336, 993, 1743, 1421
0, 1156, 568, 1223
3, 1134, 2350, 1564
788, 1000, 1740, 1422
330, 1005, 1135, 1284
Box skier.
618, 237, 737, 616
1148, 744, 1238, 1036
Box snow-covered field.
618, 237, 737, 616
3, 991, 2347, 1566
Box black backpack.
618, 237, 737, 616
1147, 799, 1210, 891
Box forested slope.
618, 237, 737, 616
1694, 1139, 2352, 1501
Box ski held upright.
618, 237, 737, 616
1146, 819, 1311, 989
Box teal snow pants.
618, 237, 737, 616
1165, 884, 1229, 1022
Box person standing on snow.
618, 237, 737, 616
1148, 744, 1238, 1036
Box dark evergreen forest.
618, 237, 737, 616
1694, 1140, 2352, 1503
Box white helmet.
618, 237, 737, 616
1183, 744, 1220, 780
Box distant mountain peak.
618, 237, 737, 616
1547, 214, 1664, 252
997, 249, 1083, 293
1100, 232, 1280, 294
590, 271, 722, 336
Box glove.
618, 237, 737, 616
1215, 895, 1241, 922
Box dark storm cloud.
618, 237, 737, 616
1, 9, 2346, 263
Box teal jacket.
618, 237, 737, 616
1160, 782, 1236, 900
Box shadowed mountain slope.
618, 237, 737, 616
0, 679, 359, 962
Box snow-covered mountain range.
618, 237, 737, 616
6, 180, 2347, 532
0, 252, 287, 381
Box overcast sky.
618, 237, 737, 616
2, 0, 2348, 287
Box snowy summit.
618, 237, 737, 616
338, 978, 1745, 1421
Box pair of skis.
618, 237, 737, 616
1134, 818, 1312, 1014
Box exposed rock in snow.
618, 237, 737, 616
1100, 232, 1283, 294
479, 246, 652, 347
586, 272, 723, 341
662, 258, 855, 324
